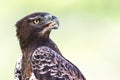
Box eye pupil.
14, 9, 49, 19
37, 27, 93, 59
33, 19, 40, 24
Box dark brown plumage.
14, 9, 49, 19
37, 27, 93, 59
14, 12, 86, 80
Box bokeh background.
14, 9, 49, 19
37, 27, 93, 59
0, 0, 120, 80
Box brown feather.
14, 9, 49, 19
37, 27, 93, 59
15, 12, 86, 80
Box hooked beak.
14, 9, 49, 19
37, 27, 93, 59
47, 15, 59, 29
40, 15, 59, 31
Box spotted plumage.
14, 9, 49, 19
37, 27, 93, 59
14, 56, 22, 80
14, 12, 86, 80
31, 46, 85, 80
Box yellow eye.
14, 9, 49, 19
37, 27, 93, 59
33, 19, 40, 24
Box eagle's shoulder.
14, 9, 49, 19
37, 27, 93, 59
31, 46, 85, 80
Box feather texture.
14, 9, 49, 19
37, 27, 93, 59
14, 12, 86, 80
31, 46, 85, 80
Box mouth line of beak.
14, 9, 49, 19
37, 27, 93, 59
43, 22, 58, 29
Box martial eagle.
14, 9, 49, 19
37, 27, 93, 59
14, 12, 86, 80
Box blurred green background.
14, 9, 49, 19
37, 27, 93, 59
0, 0, 120, 80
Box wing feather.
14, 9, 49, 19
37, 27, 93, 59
31, 46, 85, 80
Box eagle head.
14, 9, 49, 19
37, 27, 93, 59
16, 12, 59, 39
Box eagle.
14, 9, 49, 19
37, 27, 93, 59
14, 12, 86, 80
